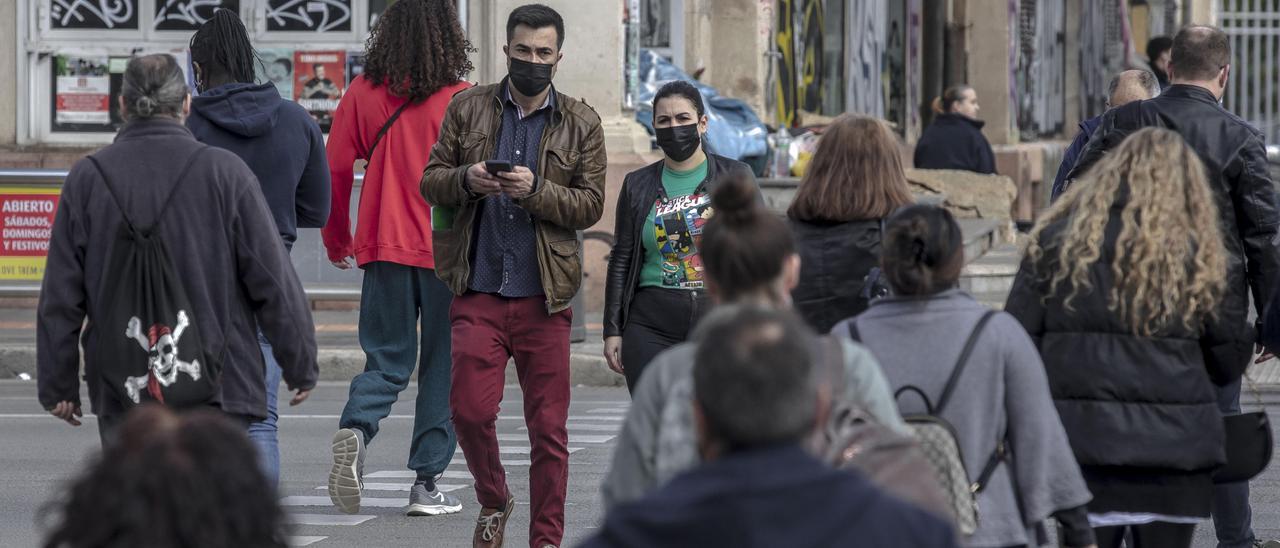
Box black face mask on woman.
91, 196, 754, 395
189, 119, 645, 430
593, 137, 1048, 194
508, 57, 554, 97
655, 123, 702, 162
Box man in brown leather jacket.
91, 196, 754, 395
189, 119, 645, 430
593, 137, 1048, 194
420, 4, 606, 548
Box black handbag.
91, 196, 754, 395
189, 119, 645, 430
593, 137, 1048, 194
1214, 410, 1272, 483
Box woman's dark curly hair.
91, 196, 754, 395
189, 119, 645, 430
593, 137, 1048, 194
41, 406, 289, 548
362, 0, 473, 101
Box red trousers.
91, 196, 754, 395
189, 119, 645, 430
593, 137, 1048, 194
449, 292, 571, 548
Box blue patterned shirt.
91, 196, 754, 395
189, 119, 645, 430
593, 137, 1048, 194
468, 85, 555, 297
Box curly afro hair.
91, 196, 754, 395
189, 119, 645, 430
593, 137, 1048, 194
362, 0, 474, 102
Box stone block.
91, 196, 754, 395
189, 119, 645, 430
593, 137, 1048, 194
905, 168, 1017, 242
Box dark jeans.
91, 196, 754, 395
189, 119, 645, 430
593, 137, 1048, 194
1095, 522, 1196, 548
338, 262, 456, 478
620, 287, 709, 391
1212, 377, 1256, 548
449, 292, 572, 548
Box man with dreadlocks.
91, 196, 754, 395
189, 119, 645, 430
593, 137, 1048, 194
319, 0, 473, 518
186, 8, 331, 488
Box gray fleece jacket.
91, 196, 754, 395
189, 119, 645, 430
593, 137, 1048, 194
835, 290, 1091, 547
600, 306, 906, 509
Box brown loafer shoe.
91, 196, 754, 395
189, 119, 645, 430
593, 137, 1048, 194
472, 496, 516, 548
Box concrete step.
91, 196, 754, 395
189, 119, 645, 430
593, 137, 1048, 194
960, 242, 1020, 297
957, 218, 1003, 266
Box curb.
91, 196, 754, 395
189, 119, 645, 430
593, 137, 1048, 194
0, 343, 626, 388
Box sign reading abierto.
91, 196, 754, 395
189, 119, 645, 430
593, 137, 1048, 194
0, 190, 60, 280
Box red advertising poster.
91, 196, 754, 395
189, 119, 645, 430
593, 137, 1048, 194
294, 50, 346, 131
55, 54, 111, 125
0, 189, 60, 280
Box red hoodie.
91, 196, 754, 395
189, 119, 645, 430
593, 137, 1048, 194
322, 76, 471, 269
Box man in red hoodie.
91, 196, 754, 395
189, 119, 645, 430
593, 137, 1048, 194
320, 0, 472, 518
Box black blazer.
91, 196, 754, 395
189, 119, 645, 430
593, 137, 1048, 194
603, 154, 756, 338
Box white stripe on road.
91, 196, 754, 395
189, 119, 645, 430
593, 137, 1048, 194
366, 470, 473, 480
496, 433, 615, 443
286, 514, 376, 526
586, 408, 628, 414
499, 415, 623, 421
289, 536, 327, 547
525, 423, 619, 432
282, 496, 405, 508
314, 483, 469, 493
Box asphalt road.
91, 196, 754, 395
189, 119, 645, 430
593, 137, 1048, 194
0, 380, 627, 548
3, 380, 1280, 547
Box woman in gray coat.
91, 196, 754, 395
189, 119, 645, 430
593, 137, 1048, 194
834, 205, 1094, 548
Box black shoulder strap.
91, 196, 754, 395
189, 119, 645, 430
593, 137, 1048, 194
846, 320, 861, 342
972, 440, 1007, 493
934, 310, 998, 414
86, 147, 208, 233
366, 100, 415, 160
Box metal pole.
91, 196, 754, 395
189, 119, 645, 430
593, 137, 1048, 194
457, 0, 468, 34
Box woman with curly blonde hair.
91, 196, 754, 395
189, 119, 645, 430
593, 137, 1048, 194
1006, 127, 1252, 548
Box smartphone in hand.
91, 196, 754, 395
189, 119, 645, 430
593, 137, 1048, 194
485, 160, 515, 176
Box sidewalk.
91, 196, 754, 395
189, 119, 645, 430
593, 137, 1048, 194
0, 307, 623, 387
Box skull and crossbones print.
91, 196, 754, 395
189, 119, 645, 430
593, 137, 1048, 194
122, 310, 202, 404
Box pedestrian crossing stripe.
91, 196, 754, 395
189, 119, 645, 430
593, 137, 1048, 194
497, 415, 623, 421
497, 433, 615, 443
313, 483, 469, 492
532, 423, 619, 432
287, 514, 377, 526
288, 535, 326, 546
282, 496, 407, 508
365, 470, 474, 479
586, 407, 628, 413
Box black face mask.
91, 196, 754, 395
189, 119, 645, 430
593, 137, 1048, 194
655, 123, 702, 162
508, 57, 554, 97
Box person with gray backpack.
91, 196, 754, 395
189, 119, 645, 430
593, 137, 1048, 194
835, 204, 1096, 548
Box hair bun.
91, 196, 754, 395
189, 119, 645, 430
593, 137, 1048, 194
134, 95, 158, 117
710, 174, 761, 224
931, 96, 944, 114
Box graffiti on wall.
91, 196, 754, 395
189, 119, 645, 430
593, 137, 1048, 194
845, 0, 886, 118
774, 0, 797, 127
51, 0, 138, 29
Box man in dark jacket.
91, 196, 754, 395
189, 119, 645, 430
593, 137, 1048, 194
1050, 70, 1160, 202
186, 10, 330, 486
187, 83, 330, 249
582, 306, 956, 548
1065, 26, 1280, 548
38, 54, 318, 442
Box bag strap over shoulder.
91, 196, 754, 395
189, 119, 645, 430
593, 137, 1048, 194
366, 99, 415, 161
935, 310, 998, 414
846, 320, 861, 342
86, 147, 209, 234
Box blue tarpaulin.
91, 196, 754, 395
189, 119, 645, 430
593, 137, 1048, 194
635, 50, 769, 161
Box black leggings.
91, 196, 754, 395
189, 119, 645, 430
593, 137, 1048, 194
1094, 522, 1195, 548
620, 287, 709, 391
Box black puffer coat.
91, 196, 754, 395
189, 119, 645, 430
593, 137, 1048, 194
1005, 211, 1252, 517
788, 218, 883, 333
